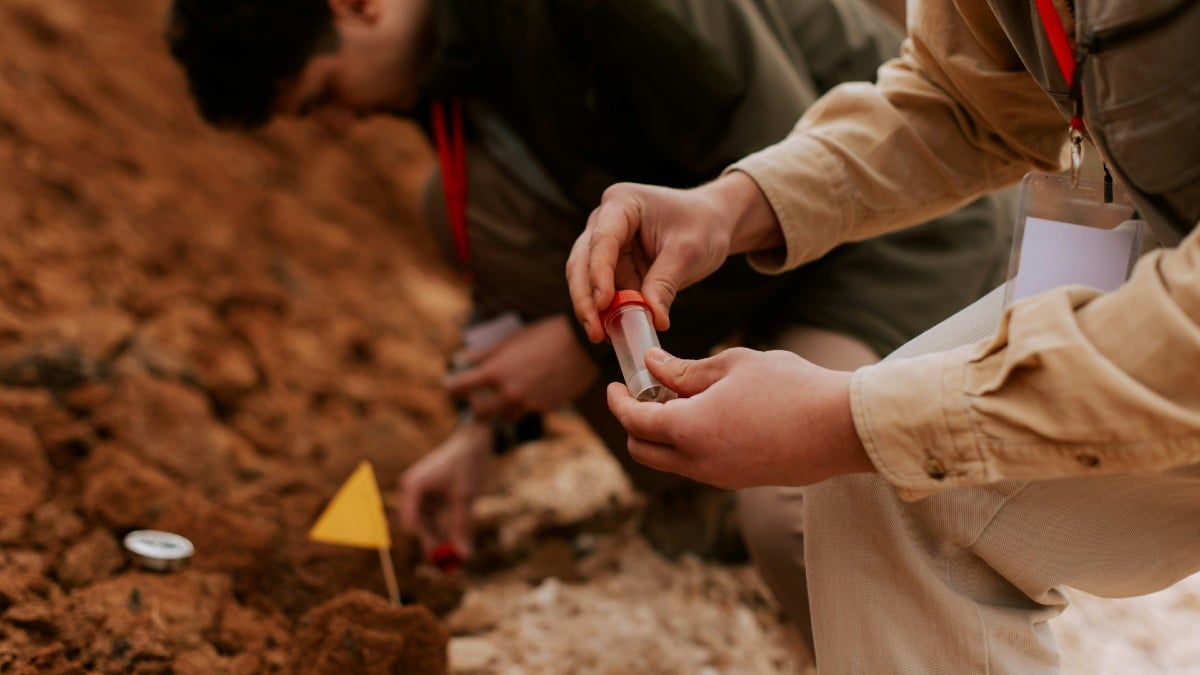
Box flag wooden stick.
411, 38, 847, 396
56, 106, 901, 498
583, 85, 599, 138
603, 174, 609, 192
379, 547, 400, 606
308, 461, 400, 605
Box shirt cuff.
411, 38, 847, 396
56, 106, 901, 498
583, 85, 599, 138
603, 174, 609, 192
722, 134, 850, 275
850, 345, 990, 500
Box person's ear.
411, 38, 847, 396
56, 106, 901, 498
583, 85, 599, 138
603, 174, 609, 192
327, 0, 382, 24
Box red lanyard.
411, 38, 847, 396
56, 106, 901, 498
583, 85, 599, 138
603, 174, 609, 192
1033, 0, 1084, 133
431, 98, 472, 280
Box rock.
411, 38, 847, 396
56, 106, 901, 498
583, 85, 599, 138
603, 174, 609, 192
0, 466, 45, 521
80, 447, 277, 577
36, 307, 135, 365
520, 538, 580, 585
90, 375, 247, 492
473, 415, 639, 557
213, 599, 290, 666
290, 590, 449, 675
61, 382, 111, 415
0, 416, 49, 519
26, 499, 86, 551
0, 387, 56, 420
128, 303, 259, 405
54, 571, 232, 673
0, 549, 61, 614
171, 644, 228, 675
56, 528, 125, 589
0, 342, 94, 393
409, 566, 466, 617
448, 637, 498, 674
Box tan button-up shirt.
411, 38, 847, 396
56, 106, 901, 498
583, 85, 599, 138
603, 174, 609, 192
729, 0, 1200, 498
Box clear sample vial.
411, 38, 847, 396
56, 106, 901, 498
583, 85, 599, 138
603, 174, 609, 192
600, 290, 676, 403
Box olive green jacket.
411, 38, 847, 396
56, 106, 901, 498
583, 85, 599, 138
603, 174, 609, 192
419, 0, 903, 210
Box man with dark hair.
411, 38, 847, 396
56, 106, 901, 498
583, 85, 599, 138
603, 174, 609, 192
167, 0, 1010, 650
167, 0, 333, 129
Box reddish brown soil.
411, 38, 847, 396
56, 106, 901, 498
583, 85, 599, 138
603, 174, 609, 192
0, 0, 464, 672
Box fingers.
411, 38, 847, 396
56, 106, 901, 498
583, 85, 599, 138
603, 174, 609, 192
636, 223, 723, 332
470, 387, 516, 420
398, 477, 421, 536
581, 188, 642, 333
449, 494, 474, 557
613, 251, 645, 297
626, 436, 686, 476
639, 254, 697, 332
452, 340, 500, 371
607, 383, 699, 480
398, 478, 438, 554
445, 365, 513, 418
586, 227, 623, 320
606, 382, 676, 445
444, 366, 489, 399
568, 212, 609, 341
642, 348, 728, 398
567, 227, 605, 343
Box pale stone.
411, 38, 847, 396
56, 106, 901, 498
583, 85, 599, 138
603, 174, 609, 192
449, 636, 499, 674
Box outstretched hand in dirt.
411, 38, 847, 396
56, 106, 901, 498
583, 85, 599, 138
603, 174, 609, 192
397, 419, 494, 558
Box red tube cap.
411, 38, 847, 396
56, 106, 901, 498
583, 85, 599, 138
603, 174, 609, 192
599, 289, 651, 325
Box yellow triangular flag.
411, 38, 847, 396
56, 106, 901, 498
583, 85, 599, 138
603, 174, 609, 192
308, 461, 392, 549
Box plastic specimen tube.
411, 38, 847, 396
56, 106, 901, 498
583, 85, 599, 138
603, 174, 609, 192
600, 290, 676, 403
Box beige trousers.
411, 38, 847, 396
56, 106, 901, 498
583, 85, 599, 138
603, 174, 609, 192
739, 289, 1200, 674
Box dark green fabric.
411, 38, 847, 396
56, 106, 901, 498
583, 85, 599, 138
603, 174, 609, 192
986, 0, 1199, 239
417, 0, 1009, 359
418, 0, 830, 209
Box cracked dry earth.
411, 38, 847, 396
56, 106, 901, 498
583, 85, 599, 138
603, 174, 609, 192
1, 1, 1197, 674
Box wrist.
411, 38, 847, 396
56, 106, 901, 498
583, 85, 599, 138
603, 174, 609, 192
450, 413, 492, 446
490, 412, 544, 455
831, 373, 875, 477
705, 171, 783, 255
802, 370, 875, 485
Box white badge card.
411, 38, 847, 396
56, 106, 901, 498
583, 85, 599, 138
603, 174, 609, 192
461, 311, 523, 354
1003, 172, 1145, 308
450, 310, 524, 372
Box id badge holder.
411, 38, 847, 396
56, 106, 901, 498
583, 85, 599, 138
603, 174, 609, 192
1002, 172, 1146, 308
451, 311, 544, 450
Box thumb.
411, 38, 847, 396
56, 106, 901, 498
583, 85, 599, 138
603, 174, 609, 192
449, 494, 474, 557
639, 267, 681, 332
397, 480, 438, 554
643, 348, 726, 398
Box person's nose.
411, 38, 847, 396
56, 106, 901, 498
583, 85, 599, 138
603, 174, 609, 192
311, 104, 358, 137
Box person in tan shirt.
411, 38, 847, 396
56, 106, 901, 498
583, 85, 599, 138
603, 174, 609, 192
568, 0, 1200, 671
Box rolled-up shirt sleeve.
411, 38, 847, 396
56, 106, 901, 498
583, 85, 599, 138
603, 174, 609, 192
727, 0, 1066, 273
722, 0, 1200, 496
853, 226, 1200, 500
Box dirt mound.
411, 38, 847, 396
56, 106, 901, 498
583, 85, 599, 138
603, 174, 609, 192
0, 0, 464, 671
292, 590, 448, 675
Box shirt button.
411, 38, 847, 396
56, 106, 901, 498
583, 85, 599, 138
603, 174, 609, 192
923, 456, 947, 480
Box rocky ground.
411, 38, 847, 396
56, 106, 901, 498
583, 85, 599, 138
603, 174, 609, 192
0, 1, 1195, 674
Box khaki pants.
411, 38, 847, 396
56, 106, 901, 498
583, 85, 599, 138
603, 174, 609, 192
740, 289, 1200, 674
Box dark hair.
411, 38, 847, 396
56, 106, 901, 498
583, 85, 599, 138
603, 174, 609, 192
167, 0, 336, 129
